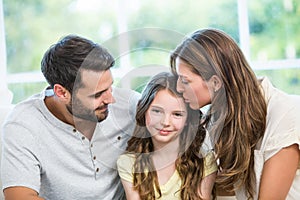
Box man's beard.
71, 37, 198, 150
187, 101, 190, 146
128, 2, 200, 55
66, 98, 109, 122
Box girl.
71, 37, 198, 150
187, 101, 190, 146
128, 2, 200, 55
117, 72, 217, 200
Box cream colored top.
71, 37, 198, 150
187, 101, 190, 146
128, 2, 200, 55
117, 151, 217, 199
235, 77, 300, 199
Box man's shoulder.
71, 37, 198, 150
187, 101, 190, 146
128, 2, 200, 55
112, 87, 140, 107
101, 88, 139, 130
113, 87, 140, 99
4, 92, 44, 124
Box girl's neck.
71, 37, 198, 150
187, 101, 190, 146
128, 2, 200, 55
151, 138, 180, 186
152, 138, 179, 171
153, 137, 179, 154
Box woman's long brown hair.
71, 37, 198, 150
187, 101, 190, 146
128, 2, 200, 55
170, 29, 267, 199
126, 72, 211, 199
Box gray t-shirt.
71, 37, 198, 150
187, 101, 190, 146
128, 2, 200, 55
1, 87, 140, 200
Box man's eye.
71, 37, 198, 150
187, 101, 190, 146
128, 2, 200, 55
94, 93, 102, 98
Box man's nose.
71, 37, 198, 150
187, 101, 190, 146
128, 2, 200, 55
103, 88, 115, 104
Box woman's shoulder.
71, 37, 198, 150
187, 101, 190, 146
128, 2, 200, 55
260, 79, 300, 155
261, 77, 300, 125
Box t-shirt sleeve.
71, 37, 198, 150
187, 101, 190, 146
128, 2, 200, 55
1, 123, 41, 192
203, 151, 218, 177
117, 154, 136, 183
264, 95, 300, 162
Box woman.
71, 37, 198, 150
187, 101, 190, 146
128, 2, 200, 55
170, 28, 300, 199
117, 72, 217, 200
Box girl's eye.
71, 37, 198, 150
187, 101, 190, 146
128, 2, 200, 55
173, 112, 184, 117
151, 109, 162, 114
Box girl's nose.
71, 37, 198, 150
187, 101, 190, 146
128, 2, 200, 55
160, 114, 170, 126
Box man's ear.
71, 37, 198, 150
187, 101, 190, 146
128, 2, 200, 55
209, 75, 222, 93
53, 84, 70, 101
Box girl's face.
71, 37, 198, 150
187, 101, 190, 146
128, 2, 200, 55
175, 57, 212, 110
145, 89, 187, 149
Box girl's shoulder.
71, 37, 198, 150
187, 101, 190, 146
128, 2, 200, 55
117, 153, 136, 166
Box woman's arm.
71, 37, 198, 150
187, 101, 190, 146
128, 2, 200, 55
199, 172, 217, 200
120, 179, 141, 200
259, 144, 300, 200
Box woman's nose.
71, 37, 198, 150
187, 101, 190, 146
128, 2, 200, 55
177, 79, 184, 93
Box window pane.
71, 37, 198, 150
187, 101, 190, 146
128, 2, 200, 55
4, 0, 300, 103
255, 68, 300, 94
248, 0, 300, 60
8, 82, 48, 103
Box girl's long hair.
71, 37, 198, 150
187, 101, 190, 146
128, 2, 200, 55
170, 29, 267, 199
126, 72, 210, 200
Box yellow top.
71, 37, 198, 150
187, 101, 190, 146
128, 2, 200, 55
117, 152, 217, 199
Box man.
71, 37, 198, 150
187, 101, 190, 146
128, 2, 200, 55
1, 35, 140, 200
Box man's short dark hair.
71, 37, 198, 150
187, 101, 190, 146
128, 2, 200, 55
41, 35, 115, 93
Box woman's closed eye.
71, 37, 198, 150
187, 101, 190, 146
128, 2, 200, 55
179, 76, 189, 85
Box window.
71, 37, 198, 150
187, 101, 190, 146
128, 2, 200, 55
2, 0, 300, 104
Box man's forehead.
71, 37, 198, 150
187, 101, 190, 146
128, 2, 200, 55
78, 69, 113, 92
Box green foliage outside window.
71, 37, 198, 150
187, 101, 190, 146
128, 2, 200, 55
3, 0, 300, 104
